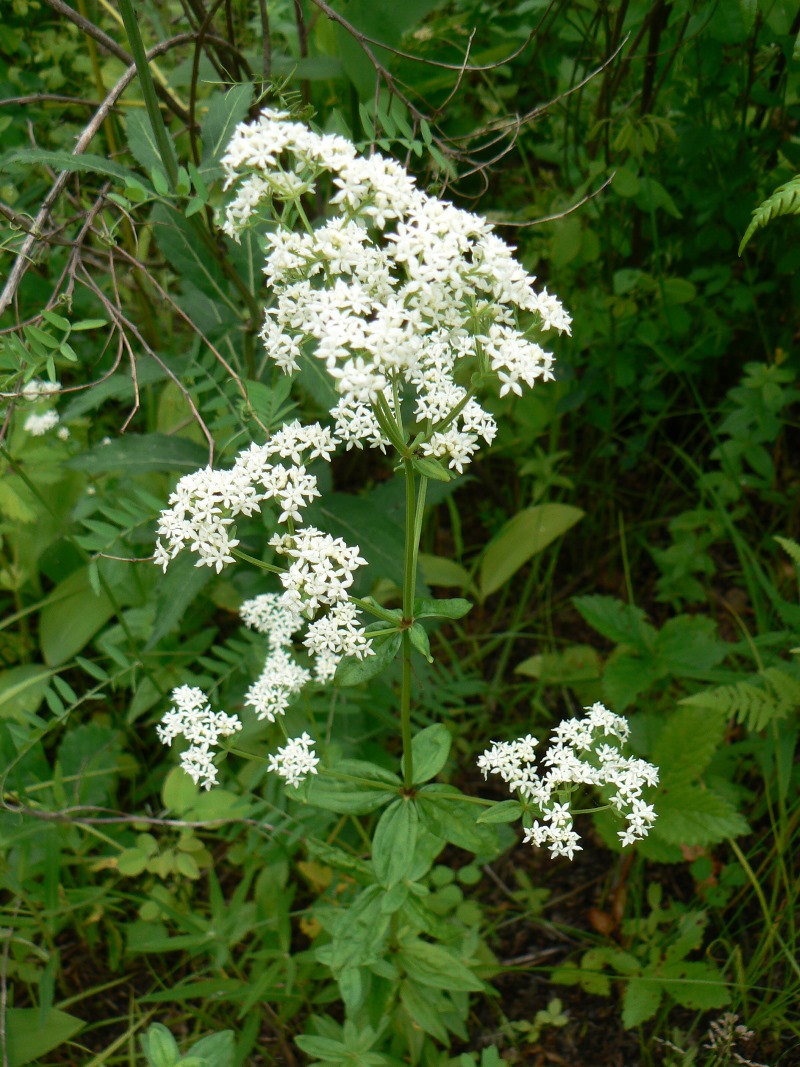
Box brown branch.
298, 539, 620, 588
40, 0, 189, 122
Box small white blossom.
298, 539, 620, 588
479, 703, 658, 860
24, 410, 59, 436
268, 732, 319, 786
157, 685, 242, 790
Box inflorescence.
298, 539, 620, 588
156, 108, 577, 798
478, 703, 659, 859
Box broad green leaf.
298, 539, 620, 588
146, 553, 213, 649
0, 665, 52, 720
602, 647, 664, 711
372, 797, 419, 886
572, 595, 655, 649
418, 553, 473, 591
659, 961, 730, 1010
39, 566, 116, 665
621, 976, 663, 1028
314, 493, 405, 588
654, 784, 749, 846
412, 456, 451, 481
655, 615, 727, 675
189, 1031, 235, 1066
402, 723, 451, 784
398, 938, 484, 992
652, 704, 728, 785
162, 766, 201, 814
151, 203, 234, 307
479, 504, 583, 598
334, 632, 401, 687
413, 597, 472, 620
400, 981, 449, 1042
302, 759, 399, 814
6, 1008, 84, 1066
408, 622, 433, 663
66, 433, 208, 474
476, 799, 522, 824
140, 1023, 180, 1067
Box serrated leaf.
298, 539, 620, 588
480, 504, 583, 598
655, 615, 727, 675
603, 647, 664, 711
66, 433, 208, 474
200, 83, 253, 168
659, 961, 730, 1010
126, 110, 166, 175
0, 148, 144, 187
652, 704, 728, 785
654, 784, 748, 846
572, 595, 655, 648
740, 174, 800, 254
621, 976, 662, 1028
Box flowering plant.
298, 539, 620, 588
152, 108, 658, 1056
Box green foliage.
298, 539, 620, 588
554, 885, 730, 1029
1, 0, 798, 1064
739, 174, 800, 253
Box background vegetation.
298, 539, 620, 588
0, 0, 799, 1063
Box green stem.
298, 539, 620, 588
400, 459, 424, 790
117, 0, 179, 189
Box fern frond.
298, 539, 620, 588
775, 535, 800, 568
681, 666, 800, 732
739, 174, 800, 254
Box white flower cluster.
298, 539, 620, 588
20, 378, 61, 437
478, 703, 659, 859
157, 682, 320, 790
157, 685, 242, 790
220, 109, 570, 474
154, 420, 373, 678
267, 731, 320, 786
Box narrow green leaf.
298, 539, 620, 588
480, 504, 583, 598
373, 797, 419, 886
413, 597, 472, 620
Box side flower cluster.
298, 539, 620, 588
154, 420, 373, 678
478, 703, 659, 859
220, 108, 571, 474
156, 685, 243, 790
157, 682, 320, 790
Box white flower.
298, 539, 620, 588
219, 110, 569, 474
157, 685, 242, 790
479, 703, 658, 860
268, 732, 319, 786
24, 410, 59, 436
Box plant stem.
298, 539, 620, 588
400, 459, 421, 790
117, 0, 179, 189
